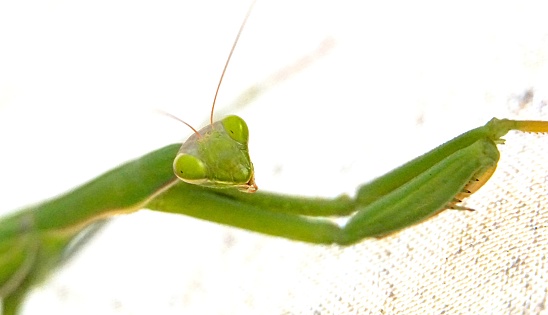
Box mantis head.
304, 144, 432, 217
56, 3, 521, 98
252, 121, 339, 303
173, 115, 257, 193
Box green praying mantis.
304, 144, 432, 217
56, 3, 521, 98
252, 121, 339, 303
1, 2, 548, 314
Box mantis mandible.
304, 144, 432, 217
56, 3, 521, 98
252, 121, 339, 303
0, 1, 548, 314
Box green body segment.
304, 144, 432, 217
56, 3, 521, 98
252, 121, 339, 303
173, 115, 257, 193
1, 117, 547, 313
343, 138, 500, 241
357, 118, 512, 207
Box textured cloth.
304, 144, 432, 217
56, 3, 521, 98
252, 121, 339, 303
1, 1, 547, 314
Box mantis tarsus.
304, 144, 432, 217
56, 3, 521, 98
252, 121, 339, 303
1, 1, 548, 314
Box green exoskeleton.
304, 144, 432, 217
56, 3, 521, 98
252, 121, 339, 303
1, 0, 547, 313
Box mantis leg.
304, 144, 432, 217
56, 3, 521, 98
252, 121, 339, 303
149, 137, 498, 244
148, 118, 548, 245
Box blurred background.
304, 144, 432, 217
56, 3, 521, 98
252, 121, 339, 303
0, 0, 547, 314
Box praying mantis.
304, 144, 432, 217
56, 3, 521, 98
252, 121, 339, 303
1, 0, 542, 315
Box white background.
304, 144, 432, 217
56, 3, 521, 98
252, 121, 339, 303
1, 0, 547, 314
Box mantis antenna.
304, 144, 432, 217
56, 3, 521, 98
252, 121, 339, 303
160, 0, 256, 138
158, 110, 202, 138
210, 0, 257, 125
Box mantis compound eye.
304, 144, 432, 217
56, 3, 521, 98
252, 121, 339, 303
173, 154, 207, 183
222, 115, 249, 145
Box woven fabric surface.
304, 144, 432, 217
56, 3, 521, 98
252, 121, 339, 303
1, 1, 547, 314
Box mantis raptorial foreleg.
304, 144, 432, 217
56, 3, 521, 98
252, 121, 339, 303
147, 118, 548, 245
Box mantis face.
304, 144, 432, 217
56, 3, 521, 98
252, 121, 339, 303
173, 115, 257, 193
